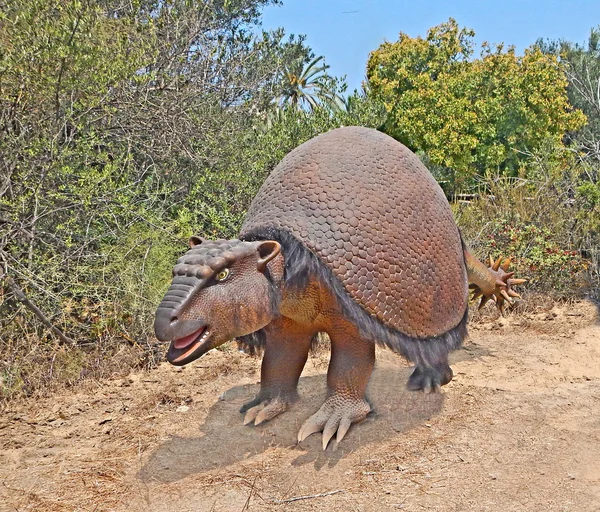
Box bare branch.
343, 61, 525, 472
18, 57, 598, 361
1, 270, 75, 346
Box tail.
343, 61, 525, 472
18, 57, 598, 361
463, 247, 526, 314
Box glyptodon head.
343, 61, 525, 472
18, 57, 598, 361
154, 237, 282, 365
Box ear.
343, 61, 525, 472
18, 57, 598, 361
256, 241, 281, 271
189, 236, 205, 248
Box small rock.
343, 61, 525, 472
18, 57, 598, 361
176, 405, 189, 413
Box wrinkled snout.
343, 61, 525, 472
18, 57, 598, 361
154, 276, 205, 341
154, 276, 217, 365
154, 304, 205, 342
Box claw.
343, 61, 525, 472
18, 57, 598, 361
297, 419, 324, 443
243, 404, 261, 425
243, 396, 292, 426
336, 417, 352, 443
322, 418, 339, 450
500, 289, 513, 303
254, 409, 269, 426
298, 397, 370, 448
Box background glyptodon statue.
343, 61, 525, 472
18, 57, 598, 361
154, 127, 523, 449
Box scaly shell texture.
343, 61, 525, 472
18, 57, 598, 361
240, 127, 467, 339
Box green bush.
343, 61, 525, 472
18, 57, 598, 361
0, 1, 385, 401
455, 170, 598, 299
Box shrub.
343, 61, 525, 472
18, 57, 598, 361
455, 170, 598, 300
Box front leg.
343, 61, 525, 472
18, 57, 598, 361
298, 322, 375, 449
241, 317, 313, 426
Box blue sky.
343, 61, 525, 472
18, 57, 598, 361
261, 0, 600, 93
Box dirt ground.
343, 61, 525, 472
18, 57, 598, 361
1, 301, 599, 512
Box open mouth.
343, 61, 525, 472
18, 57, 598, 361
167, 326, 211, 365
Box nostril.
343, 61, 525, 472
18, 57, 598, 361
170, 316, 178, 325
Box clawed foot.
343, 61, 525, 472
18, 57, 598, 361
240, 394, 296, 426
407, 364, 453, 393
297, 395, 371, 450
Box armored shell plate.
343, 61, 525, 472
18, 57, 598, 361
240, 127, 468, 339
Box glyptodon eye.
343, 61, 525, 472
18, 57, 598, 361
216, 269, 230, 281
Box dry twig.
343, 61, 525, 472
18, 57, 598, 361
270, 489, 345, 504
1, 270, 75, 346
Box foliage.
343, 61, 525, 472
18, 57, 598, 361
0, 0, 386, 400
367, 18, 586, 193
0, 0, 296, 397
276, 55, 346, 111
532, 28, 600, 299
455, 167, 597, 299
536, 27, 600, 162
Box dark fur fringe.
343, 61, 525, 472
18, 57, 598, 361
236, 330, 266, 355
240, 228, 468, 366
237, 330, 325, 356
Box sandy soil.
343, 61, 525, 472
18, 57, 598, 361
1, 301, 599, 512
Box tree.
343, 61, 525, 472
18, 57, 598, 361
276, 55, 345, 111
537, 27, 600, 163
366, 19, 586, 191
0, 0, 310, 390
535, 28, 600, 297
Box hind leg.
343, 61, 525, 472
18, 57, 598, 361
407, 362, 453, 393
406, 341, 453, 393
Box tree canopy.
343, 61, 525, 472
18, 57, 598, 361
275, 55, 345, 111
367, 19, 586, 190
537, 26, 600, 164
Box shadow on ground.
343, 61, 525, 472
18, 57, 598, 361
138, 364, 446, 483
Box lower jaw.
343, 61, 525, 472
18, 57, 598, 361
167, 331, 212, 366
